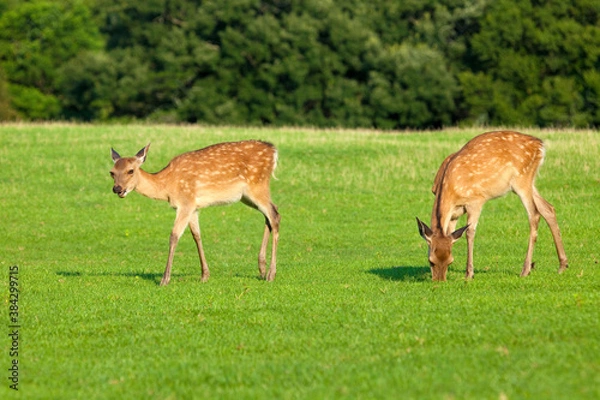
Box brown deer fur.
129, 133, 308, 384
416, 131, 568, 281
110, 140, 280, 286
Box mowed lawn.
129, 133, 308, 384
1, 124, 598, 399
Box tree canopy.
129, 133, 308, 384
1, 0, 598, 128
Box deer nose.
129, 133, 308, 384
431, 266, 448, 281
113, 185, 122, 194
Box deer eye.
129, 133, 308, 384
127, 169, 134, 175
109, 172, 115, 178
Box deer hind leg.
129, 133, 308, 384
532, 188, 568, 273
242, 188, 280, 281
264, 203, 280, 281
188, 211, 210, 282
514, 187, 541, 277
161, 207, 195, 286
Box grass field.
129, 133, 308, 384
1, 124, 599, 399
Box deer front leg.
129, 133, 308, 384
161, 234, 178, 286
465, 207, 482, 280
161, 208, 194, 286
189, 212, 210, 282
465, 227, 476, 279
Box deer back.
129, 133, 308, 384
436, 131, 544, 203
156, 140, 278, 207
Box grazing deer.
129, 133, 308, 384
110, 140, 280, 286
416, 131, 568, 281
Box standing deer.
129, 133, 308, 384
416, 131, 568, 281
110, 140, 280, 286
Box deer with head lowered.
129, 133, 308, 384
416, 131, 568, 281
110, 140, 280, 286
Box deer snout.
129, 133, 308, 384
112, 185, 129, 197
431, 266, 448, 281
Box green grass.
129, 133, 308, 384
1, 124, 599, 399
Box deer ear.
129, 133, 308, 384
111, 148, 121, 163
416, 217, 433, 243
136, 143, 150, 164
451, 225, 469, 242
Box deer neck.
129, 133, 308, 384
431, 198, 444, 234
432, 190, 457, 236
431, 155, 457, 235
135, 169, 169, 201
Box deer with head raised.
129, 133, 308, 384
416, 131, 568, 281
110, 140, 280, 286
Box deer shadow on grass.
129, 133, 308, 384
56, 270, 264, 285
368, 266, 431, 282
56, 270, 169, 285
368, 265, 504, 282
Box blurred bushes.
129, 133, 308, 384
0, 0, 598, 128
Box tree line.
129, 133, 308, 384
1, 0, 599, 129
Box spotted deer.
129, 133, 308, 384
110, 140, 280, 286
416, 131, 568, 281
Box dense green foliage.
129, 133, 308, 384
1, 125, 599, 399
1, 0, 599, 128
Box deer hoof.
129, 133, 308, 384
160, 277, 170, 286
558, 260, 568, 274
265, 270, 276, 281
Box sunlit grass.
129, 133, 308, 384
0, 124, 598, 399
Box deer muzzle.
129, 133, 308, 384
112, 185, 128, 197
431, 266, 448, 281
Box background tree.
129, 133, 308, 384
0, 0, 598, 128
458, 0, 600, 127
0, 67, 18, 120
0, 0, 103, 119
